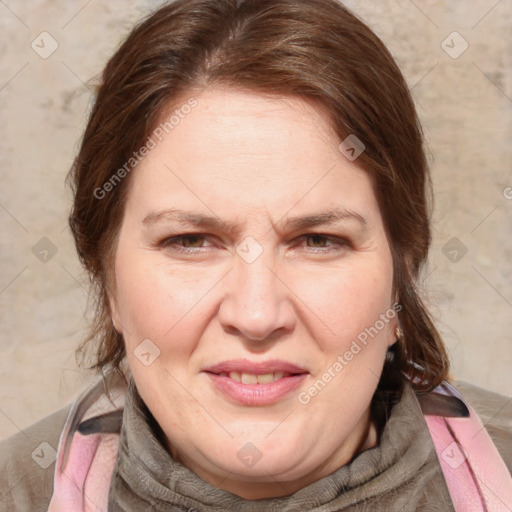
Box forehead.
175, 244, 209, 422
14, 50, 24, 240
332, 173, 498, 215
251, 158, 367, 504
124, 87, 379, 227
156, 87, 338, 161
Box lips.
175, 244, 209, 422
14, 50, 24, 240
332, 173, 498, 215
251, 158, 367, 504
203, 359, 309, 406
204, 359, 307, 376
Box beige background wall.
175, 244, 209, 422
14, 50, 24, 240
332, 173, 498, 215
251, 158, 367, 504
0, 0, 511, 440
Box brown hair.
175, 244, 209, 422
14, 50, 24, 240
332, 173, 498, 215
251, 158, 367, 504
68, 0, 450, 394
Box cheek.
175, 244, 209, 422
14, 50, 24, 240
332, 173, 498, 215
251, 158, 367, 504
292, 258, 394, 344
113, 254, 194, 346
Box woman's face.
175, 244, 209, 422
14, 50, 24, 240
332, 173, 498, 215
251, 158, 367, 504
110, 87, 398, 498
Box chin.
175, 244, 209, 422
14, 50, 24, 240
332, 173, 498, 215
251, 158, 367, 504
203, 433, 315, 481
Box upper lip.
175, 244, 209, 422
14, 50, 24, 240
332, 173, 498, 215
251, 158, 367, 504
203, 359, 308, 375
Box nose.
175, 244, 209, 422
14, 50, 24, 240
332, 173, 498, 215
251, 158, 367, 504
217, 250, 296, 343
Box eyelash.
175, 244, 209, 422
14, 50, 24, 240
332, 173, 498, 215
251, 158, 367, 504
159, 233, 351, 254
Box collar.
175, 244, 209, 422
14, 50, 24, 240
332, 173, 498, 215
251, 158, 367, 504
106, 377, 452, 511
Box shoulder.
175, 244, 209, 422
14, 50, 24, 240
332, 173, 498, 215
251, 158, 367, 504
0, 404, 71, 512
451, 379, 512, 474
0, 370, 127, 512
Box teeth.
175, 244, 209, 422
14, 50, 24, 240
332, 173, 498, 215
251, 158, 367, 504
257, 373, 274, 384
241, 373, 258, 384
229, 371, 241, 382
227, 371, 290, 384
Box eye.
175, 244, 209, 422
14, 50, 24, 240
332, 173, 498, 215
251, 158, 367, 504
157, 233, 351, 255
298, 234, 350, 252
160, 234, 211, 252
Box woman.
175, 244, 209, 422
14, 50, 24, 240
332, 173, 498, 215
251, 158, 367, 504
1, 0, 511, 510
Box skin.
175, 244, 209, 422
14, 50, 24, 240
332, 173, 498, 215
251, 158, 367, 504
109, 86, 398, 499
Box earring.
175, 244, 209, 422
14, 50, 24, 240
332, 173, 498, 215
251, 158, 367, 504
386, 327, 402, 363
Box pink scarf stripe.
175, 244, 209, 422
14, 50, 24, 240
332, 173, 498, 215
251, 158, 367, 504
425, 382, 512, 511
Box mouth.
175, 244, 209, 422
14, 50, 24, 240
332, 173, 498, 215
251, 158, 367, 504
203, 359, 309, 405
214, 370, 296, 384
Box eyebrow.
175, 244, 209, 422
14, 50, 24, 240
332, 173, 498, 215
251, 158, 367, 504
142, 207, 367, 233
278, 207, 367, 231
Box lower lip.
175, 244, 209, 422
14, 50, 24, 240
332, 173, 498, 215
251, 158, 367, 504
205, 373, 308, 406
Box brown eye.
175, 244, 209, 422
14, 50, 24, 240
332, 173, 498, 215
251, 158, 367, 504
180, 235, 206, 247
301, 234, 349, 252
160, 234, 210, 252
305, 234, 332, 248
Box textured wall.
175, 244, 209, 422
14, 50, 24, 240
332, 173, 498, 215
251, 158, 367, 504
0, 0, 511, 440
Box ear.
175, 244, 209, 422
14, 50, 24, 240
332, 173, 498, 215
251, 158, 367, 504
108, 290, 123, 334
389, 329, 400, 348
387, 323, 399, 349
387, 298, 401, 348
